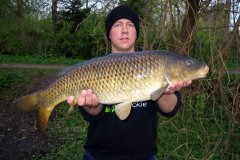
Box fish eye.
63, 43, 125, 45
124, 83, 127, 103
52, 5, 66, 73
186, 60, 193, 66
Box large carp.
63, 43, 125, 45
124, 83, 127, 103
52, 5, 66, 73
14, 50, 209, 131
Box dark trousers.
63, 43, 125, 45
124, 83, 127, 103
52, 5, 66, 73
83, 151, 157, 160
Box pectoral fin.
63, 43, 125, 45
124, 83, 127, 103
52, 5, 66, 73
115, 101, 132, 120
67, 96, 78, 116
150, 85, 168, 101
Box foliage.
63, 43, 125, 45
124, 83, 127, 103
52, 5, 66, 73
74, 13, 106, 58
49, 12, 106, 59
50, 22, 75, 57
56, 0, 91, 33
0, 16, 22, 54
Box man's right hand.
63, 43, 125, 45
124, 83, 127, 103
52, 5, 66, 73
67, 89, 103, 116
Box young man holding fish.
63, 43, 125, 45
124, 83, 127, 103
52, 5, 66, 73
67, 5, 192, 160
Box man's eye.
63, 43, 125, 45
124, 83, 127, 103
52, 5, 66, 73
128, 23, 134, 27
114, 24, 121, 27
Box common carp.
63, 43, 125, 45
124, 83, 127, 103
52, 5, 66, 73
14, 50, 209, 131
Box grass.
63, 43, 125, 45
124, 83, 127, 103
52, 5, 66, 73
0, 54, 83, 65
42, 104, 88, 159
1, 55, 239, 159
157, 93, 238, 159
0, 68, 58, 96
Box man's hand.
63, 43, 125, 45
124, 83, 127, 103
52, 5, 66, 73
67, 89, 103, 116
164, 80, 192, 94
157, 80, 192, 113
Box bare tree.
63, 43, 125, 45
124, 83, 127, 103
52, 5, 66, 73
218, 16, 240, 69
174, 0, 213, 55
175, 0, 201, 55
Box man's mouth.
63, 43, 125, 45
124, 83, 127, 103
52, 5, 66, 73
120, 37, 129, 41
120, 37, 129, 40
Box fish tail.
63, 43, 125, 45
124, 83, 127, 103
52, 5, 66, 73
14, 92, 40, 112
37, 105, 54, 132
14, 91, 54, 132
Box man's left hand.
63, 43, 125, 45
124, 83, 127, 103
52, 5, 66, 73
164, 80, 192, 94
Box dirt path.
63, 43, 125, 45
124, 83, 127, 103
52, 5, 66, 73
0, 63, 67, 70
0, 64, 64, 159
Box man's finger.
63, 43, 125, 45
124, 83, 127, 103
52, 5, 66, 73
186, 80, 192, 86
78, 90, 87, 106
85, 89, 93, 105
177, 81, 184, 88
91, 94, 98, 106
67, 96, 74, 105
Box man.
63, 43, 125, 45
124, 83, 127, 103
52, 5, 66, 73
67, 5, 191, 160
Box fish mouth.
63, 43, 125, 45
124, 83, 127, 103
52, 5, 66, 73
203, 65, 209, 75
198, 65, 209, 78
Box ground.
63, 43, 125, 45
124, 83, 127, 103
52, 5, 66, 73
0, 65, 64, 159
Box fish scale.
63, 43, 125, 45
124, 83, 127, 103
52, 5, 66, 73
14, 50, 209, 131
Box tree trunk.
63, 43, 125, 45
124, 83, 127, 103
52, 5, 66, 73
175, 0, 200, 55
17, 0, 24, 54
221, 16, 240, 64
52, 0, 58, 32
225, 0, 231, 31
86, 0, 88, 9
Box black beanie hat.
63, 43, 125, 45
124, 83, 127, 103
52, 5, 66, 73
106, 5, 140, 41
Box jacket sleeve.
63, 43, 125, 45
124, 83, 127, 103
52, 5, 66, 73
157, 91, 182, 118
78, 106, 105, 122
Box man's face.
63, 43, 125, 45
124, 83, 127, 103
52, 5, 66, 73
109, 19, 137, 53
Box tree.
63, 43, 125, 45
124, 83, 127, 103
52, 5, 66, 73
17, 0, 25, 53
57, 0, 90, 33
52, 0, 58, 32
174, 0, 198, 54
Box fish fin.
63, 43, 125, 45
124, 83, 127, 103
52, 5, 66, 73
14, 91, 54, 132
150, 85, 168, 101
67, 106, 74, 116
14, 92, 40, 112
66, 97, 78, 116
115, 101, 132, 120
37, 105, 54, 132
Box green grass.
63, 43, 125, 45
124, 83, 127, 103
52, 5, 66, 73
157, 93, 239, 159
42, 104, 88, 159
0, 68, 58, 96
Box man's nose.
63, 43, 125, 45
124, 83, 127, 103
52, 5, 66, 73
122, 25, 129, 33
